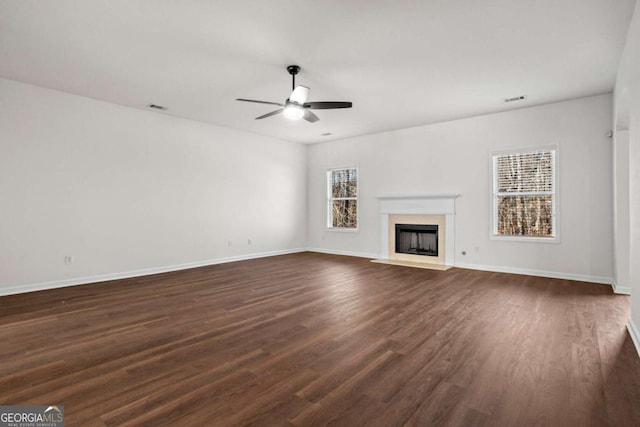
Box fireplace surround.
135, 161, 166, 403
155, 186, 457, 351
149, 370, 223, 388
377, 195, 459, 268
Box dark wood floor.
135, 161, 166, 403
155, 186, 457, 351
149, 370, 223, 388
1, 252, 640, 426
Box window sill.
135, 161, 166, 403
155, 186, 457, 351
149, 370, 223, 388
490, 234, 560, 244
326, 228, 359, 233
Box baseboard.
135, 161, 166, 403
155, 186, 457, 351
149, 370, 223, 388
5, 250, 618, 297
0, 248, 306, 297
612, 280, 632, 295
628, 320, 640, 359
306, 247, 379, 260
454, 262, 613, 286
304, 252, 615, 286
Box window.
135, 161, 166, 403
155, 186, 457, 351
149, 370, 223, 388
492, 147, 557, 240
327, 167, 358, 229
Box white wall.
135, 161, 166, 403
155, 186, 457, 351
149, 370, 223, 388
614, 0, 640, 355
0, 78, 307, 295
613, 130, 631, 294
307, 94, 614, 283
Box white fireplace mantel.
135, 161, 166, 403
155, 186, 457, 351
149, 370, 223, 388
377, 195, 460, 266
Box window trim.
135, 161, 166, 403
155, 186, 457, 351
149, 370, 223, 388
489, 145, 560, 244
326, 166, 359, 231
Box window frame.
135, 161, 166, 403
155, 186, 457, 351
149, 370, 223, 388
326, 166, 359, 232
489, 145, 560, 243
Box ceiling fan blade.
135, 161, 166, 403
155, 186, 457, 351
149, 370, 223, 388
289, 86, 310, 104
255, 109, 283, 120
236, 98, 284, 107
303, 109, 319, 123
304, 101, 352, 109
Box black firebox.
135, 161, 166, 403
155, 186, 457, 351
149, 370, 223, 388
395, 224, 438, 257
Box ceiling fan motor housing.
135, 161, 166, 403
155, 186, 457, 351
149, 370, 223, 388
287, 65, 301, 75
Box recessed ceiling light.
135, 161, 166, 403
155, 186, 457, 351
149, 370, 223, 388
504, 95, 526, 103
147, 104, 167, 110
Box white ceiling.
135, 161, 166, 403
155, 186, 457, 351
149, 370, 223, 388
0, 0, 635, 143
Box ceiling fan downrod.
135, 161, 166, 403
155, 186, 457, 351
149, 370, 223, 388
287, 65, 300, 91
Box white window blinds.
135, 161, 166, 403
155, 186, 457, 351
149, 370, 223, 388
492, 148, 556, 238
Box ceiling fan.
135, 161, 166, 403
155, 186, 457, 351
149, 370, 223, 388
236, 65, 352, 123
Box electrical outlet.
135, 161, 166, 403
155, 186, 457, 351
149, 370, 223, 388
248, 239, 252, 245
228, 240, 232, 247
64, 255, 73, 264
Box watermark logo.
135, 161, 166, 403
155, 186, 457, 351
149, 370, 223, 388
0, 405, 64, 427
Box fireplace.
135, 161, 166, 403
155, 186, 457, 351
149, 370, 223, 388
395, 224, 438, 257
376, 195, 459, 269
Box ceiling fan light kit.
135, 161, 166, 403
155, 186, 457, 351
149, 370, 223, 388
283, 104, 305, 120
236, 65, 352, 123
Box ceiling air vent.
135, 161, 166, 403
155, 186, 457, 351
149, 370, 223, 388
504, 95, 525, 103
147, 104, 167, 111
321, 132, 332, 136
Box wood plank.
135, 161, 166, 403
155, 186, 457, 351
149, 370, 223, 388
1, 252, 639, 426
